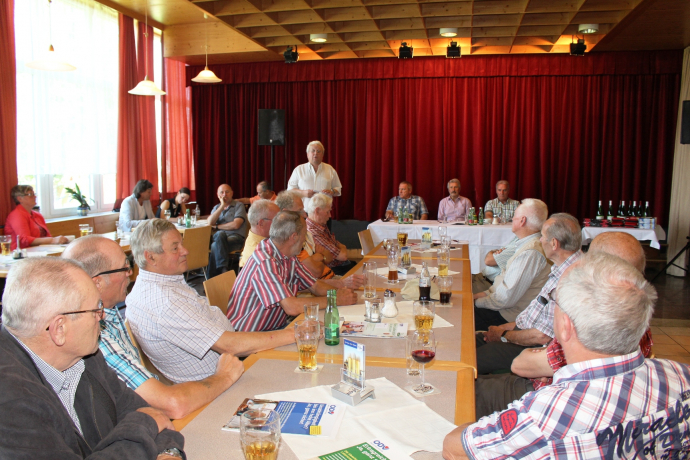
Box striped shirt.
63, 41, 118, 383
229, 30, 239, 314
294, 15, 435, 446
481, 236, 519, 282
386, 195, 429, 220
515, 250, 583, 337
99, 307, 156, 390
438, 195, 472, 221
463, 351, 690, 459
484, 197, 520, 220
126, 269, 234, 383
306, 218, 348, 268
227, 238, 316, 332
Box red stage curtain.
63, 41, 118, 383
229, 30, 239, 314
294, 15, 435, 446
115, 15, 159, 204
163, 58, 195, 200
189, 51, 682, 224
0, 0, 18, 225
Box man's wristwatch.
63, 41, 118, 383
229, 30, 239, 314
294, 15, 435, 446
159, 447, 183, 458
500, 330, 510, 343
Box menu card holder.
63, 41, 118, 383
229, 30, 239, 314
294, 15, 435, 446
331, 339, 375, 406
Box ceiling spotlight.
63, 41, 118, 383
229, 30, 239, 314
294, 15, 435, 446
398, 42, 413, 59
310, 34, 327, 43
446, 41, 461, 58
578, 24, 599, 34
570, 38, 587, 56
440, 28, 458, 38
284, 45, 299, 63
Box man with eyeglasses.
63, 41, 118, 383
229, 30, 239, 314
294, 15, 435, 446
63, 236, 244, 420
0, 257, 185, 459
239, 199, 280, 268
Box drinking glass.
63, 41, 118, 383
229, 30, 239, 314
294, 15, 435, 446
116, 222, 125, 239
386, 245, 400, 284
437, 276, 453, 306
413, 300, 435, 333
407, 330, 437, 395
362, 261, 377, 299
240, 409, 281, 460
303, 303, 319, 321
0, 235, 10, 256
294, 320, 320, 371
437, 248, 450, 276
397, 227, 408, 247
440, 235, 451, 250
438, 226, 448, 239
405, 334, 421, 376
163, 209, 171, 220
78, 224, 90, 237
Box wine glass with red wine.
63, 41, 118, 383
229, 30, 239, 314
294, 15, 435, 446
407, 329, 437, 395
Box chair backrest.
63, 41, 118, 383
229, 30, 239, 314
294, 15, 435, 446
203, 270, 236, 316
124, 319, 173, 385
182, 225, 213, 272
358, 229, 375, 256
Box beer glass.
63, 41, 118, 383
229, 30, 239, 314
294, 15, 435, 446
303, 303, 319, 321
413, 300, 435, 333
438, 225, 448, 239
240, 409, 281, 460
397, 227, 408, 247
437, 276, 453, 306
362, 262, 377, 299
437, 248, 450, 276
294, 320, 320, 371
78, 224, 90, 237
0, 235, 10, 256
163, 209, 171, 220
440, 235, 451, 250
386, 245, 400, 284
407, 330, 437, 395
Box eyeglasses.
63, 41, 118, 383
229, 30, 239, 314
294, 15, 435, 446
20, 193, 36, 198
46, 300, 105, 330
94, 260, 132, 277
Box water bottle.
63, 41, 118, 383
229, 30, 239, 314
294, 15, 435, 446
419, 262, 431, 301
185, 209, 192, 228
324, 290, 340, 346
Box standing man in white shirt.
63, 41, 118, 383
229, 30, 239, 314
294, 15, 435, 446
288, 140, 342, 209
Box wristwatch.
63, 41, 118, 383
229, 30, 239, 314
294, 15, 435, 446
500, 330, 509, 343
159, 447, 183, 458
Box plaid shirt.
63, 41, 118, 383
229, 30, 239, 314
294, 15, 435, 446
484, 197, 520, 220
515, 250, 583, 337
306, 218, 348, 268
99, 307, 156, 390
386, 195, 429, 220
463, 351, 690, 459
126, 269, 233, 383
227, 238, 316, 332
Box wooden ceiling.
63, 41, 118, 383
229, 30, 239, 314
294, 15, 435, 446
96, 0, 690, 63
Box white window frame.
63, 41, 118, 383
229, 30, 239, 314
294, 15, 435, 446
34, 173, 116, 219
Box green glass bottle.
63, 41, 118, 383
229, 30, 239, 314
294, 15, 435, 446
643, 201, 650, 218
185, 209, 192, 228
596, 200, 604, 220
324, 289, 340, 346
606, 200, 614, 220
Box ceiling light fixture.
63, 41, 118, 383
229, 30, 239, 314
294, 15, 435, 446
446, 40, 461, 58
570, 38, 587, 56
310, 34, 328, 43
192, 14, 222, 83
26, 0, 76, 71
440, 28, 458, 38
578, 24, 599, 34
129, 1, 166, 96
398, 42, 413, 59
284, 46, 299, 63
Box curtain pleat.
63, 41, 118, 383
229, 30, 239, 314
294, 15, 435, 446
0, 0, 18, 224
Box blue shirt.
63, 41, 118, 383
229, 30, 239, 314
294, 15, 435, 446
386, 195, 429, 220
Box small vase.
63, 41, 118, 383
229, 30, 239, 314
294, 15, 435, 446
77, 207, 88, 216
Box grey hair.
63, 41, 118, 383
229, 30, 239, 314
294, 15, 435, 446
2, 257, 89, 338
447, 178, 461, 188
556, 252, 656, 355
544, 213, 582, 252
496, 180, 510, 189
10, 185, 34, 205
248, 199, 279, 227
61, 235, 114, 277
306, 193, 333, 214
517, 198, 548, 232
130, 218, 176, 269
270, 211, 305, 245
589, 231, 646, 273
275, 190, 302, 211
306, 140, 325, 154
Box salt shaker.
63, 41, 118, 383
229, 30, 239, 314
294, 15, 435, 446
369, 299, 382, 323
381, 290, 398, 318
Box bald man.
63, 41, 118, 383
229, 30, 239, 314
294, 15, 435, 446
208, 184, 249, 277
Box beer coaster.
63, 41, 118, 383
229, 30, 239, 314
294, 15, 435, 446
294, 365, 324, 374
405, 384, 442, 398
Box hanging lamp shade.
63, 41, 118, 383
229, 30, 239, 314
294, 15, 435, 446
128, 76, 166, 96
26, 45, 76, 71
192, 66, 222, 83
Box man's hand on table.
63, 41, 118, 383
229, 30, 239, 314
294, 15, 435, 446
484, 325, 509, 342
216, 353, 244, 384
385, 210, 394, 220
342, 274, 365, 289
335, 288, 358, 305
137, 407, 175, 433
53, 236, 69, 244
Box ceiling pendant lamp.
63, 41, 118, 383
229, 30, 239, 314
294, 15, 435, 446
129, 2, 166, 96
192, 14, 222, 83
26, 0, 76, 71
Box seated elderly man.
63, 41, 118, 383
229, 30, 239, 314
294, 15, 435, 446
0, 257, 185, 458
63, 236, 244, 420
443, 252, 687, 460
438, 178, 472, 221
473, 199, 551, 331
237, 180, 277, 205
385, 181, 428, 221
239, 199, 280, 268
227, 211, 358, 332
126, 219, 295, 384
306, 193, 355, 276
483, 180, 520, 221
474, 213, 582, 376
208, 183, 249, 277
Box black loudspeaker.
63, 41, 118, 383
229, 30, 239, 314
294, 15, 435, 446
681, 101, 690, 145
258, 109, 285, 146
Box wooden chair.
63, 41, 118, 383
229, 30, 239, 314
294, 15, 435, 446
203, 270, 236, 316
182, 225, 213, 280
124, 320, 174, 385
358, 229, 375, 256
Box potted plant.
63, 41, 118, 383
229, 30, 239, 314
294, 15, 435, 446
65, 183, 93, 216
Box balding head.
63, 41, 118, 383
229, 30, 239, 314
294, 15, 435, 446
63, 235, 119, 277
589, 232, 646, 273
513, 198, 548, 236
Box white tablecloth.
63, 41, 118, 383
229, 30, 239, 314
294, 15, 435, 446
368, 220, 515, 274
581, 226, 666, 249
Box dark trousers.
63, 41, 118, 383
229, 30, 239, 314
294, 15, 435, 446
473, 305, 508, 331
475, 333, 529, 375
209, 231, 245, 277
331, 260, 355, 276
475, 374, 534, 419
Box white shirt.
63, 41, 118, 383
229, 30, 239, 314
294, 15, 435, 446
288, 162, 342, 208
137, 202, 146, 220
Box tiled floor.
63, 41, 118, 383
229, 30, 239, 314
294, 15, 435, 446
648, 268, 690, 364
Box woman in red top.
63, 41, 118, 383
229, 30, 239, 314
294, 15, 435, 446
4, 185, 68, 250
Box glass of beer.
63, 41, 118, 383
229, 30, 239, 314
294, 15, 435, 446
437, 276, 453, 306
386, 245, 400, 284
397, 227, 408, 247
0, 235, 10, 256
437, 248, 450, 276
294, 320, 319, 371
240, 408, 281, 460
78, 224, 90, 237
362, 261, 377, 299
413, 300, 435, 333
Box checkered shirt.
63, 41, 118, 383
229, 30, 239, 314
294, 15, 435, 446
386, 195, 429, 220
11, 330, 85, 435
515, 250, 583, 337
306, 218, 348, 268
463, 351, 690, 459
99, 307, 156, 390
125, 269, 233, 383
227, 238, 317, 332
484, 197, 520, 220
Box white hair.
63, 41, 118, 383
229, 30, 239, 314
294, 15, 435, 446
275, 190, 303, 211
269, 211, 305, 245
517, 198, 548, 232
556, 252, 656, 356
544, 213, 581, 252
306, 193, 333, 215
2, 257, 88, 338
306, 140, 325, 154
248, 199, 279, 227
130, 218, 176, 269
